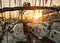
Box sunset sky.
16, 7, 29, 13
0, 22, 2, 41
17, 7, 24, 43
0, 0, 60, 19
1, 0, 60, 8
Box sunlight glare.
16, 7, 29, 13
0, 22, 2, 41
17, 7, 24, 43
34, 10, 39, 20
34, 14, 39, 19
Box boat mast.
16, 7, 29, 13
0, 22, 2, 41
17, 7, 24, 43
19, 0, 23, 21
50, 0, 52, 6
19, 0, 22, 20
39, 0, 41, 20
9, 0, 11, 19
39, 0, 41, 6
0, 0, 3, 19
42, 0, 44, 21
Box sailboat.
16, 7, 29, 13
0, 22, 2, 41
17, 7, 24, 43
0, 0, 60, 43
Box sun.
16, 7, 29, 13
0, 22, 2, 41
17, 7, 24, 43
34, 14, 39, 19
34, 10, 40, 20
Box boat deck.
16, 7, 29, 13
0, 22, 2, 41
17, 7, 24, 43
16, 29, 55, 43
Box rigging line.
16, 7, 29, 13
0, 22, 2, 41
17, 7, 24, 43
28, 0, 29, 2
34, 0, 36, 16
43, 0, 44, 6
35, 0, 36, 6
19, 0, 22, 9
26, 0, 29, 2
26, 0, 27, 2
17, 0, 21, 19
0, 0, 3, 18
32, 0, 33, 19
50, 0, 52, 6
0, 0, 2, 8
14, 0, 16, 5
32, 0, 33, 6
33, 0, 36, 18
49, 0, 52, 20
42, 0, 44, 21
19, 0, 21, 19
39, 0, 41, 18
9, 0, 11, 18
39, 0, 41, 6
